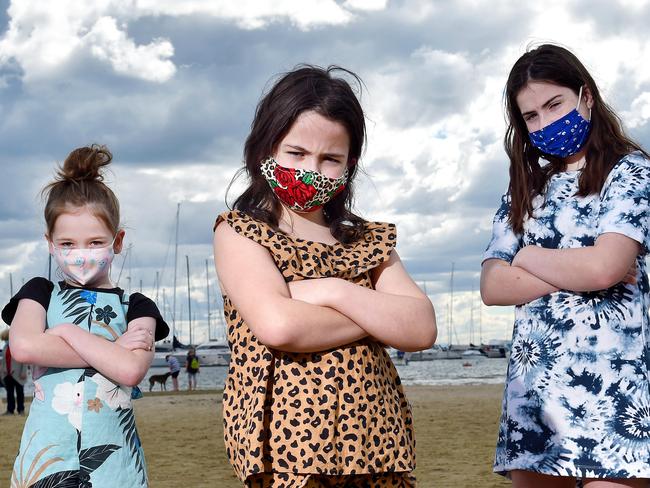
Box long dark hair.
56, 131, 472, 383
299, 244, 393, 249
504, 44, 648, 233
229, 65, 367, 244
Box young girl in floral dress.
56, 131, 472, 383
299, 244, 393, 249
214, 65, 437, 488
5, 145, 168, 487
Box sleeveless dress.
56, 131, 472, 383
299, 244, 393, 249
484, 152, 650, 478
215, 211, 415, 487
5, 280, 164, 488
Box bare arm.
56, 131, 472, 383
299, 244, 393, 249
49, 317, 155, 386
9, 299, 91, 367
288, 251, 436, 351
214, 220, 368, 353
480, 259, 559, 306
512, 233, 640, 292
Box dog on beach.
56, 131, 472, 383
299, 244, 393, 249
149, 371, 172, 392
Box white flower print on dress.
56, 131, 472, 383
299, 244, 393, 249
51, 381, 84, 430
90, 373, 132, 410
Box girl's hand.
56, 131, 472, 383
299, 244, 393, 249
511, 246, 534, 268
116, 325, 154, 351
287, 278, 337, 307
45, 323, 81, 338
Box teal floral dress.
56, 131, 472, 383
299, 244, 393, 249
2, 278, 168, 488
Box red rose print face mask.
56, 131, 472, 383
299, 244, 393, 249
260, 157, 349, 213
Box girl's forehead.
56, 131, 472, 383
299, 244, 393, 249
516, 81, 572, 110
51, 206, 112, 236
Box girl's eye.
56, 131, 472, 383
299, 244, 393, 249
287, 151, 303, 157
59, 242, 74, 248
524, 114, 537, 122
549, 102, 561, 110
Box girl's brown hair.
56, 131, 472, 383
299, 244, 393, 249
43, 144, 120, 236
230, 65, 367, 244
504, 44, 648, 233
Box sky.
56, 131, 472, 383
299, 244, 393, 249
0, 0, 649, 346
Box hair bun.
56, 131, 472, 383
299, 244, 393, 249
58, 144, 112, 182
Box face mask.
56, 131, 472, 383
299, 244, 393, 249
52, 239, 115, 286
529, 86, 591, 158
261, 157, 349, 213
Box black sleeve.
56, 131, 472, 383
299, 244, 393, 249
126, 292, 170, 342
1, 277, 53, 326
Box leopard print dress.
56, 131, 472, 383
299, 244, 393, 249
215, 211, 415, 485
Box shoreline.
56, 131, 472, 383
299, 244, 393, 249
1, 384, 509, 487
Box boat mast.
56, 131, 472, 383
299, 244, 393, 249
172, 203, 180, 349
478, 283, 483, 344
449, 262, 454, 347
205, 259, 211, 340
470, 283, 474, 345
186, 255, 192, 346
155, 271, 160, 308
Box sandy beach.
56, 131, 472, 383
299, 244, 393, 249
1, 384, 509, 487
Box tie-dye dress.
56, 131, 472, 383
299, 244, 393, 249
484, 152, 650, 479
4, 279, 166, 488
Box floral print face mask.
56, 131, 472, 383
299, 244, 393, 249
260, 157, 349, 213
51, 239, 115, 286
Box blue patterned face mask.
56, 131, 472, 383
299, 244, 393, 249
529, 86, 591, 158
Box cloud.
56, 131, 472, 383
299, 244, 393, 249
0, 1, 174, 82
0, 0, 391, 84
2, 0, 650, 344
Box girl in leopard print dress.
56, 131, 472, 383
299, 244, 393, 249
213, 66, 437, 488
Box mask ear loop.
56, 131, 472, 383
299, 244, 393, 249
576, 85, 591, 121
576, 85, 583, 111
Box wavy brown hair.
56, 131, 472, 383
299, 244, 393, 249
505, 44, 648, 233
42, 144, 120, 236
229, 65, 367, 244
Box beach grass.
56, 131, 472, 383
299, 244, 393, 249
0, 385, 509, 487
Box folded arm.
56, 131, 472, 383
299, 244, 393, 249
480, 258, 559, 306
512, 233, 640, 292
49, 317, 155, 386
9, 298, 155, 385
9, 299, 91, 368
288, 251, 436, 351
214, 221, 369, 353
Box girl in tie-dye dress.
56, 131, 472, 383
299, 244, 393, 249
5, 145, 168, 488
481, 44, 650, 487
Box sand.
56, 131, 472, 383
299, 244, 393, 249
0, 384, 509, 487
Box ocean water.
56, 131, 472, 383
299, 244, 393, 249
18, 357, 508, 397
137, 356, 508, 393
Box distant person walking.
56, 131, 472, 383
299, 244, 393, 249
1, 329, 28, 415
185, 348, 199, 391
165, 354, 180, 391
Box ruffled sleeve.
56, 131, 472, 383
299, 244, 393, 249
214, 210, 396, 282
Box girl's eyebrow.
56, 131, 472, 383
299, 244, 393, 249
521, 95, 563, 118
285, 144, 309, 152
285, 144, 346, 159
55, 235, 107, 241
